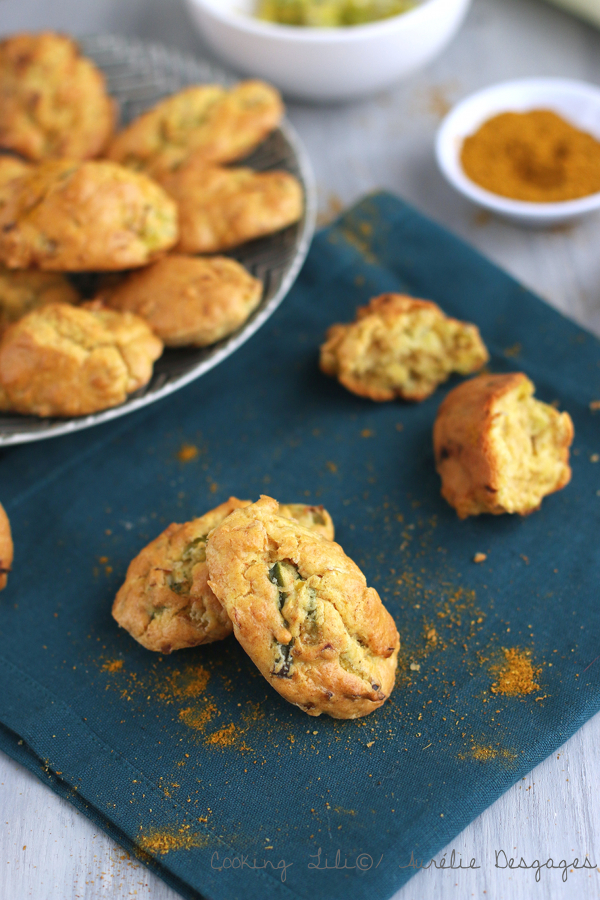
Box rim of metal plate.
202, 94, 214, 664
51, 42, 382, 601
0, 34, 316, 446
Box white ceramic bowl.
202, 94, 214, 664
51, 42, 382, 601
436, 78, 600, 227
184, 0, 472, 102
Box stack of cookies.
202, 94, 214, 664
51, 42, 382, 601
0, 32, 303, 418
113, 496, 400, 720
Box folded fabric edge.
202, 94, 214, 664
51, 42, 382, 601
0, 718, 203, 900
0, 654, 299, 900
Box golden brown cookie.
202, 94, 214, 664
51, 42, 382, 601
278, 503, 334, 541
0, 265, 80, 335
0, 32, 115, 161
0, 160, 178, 271
101, 255, 262, 347
206, 495, 399, 719
0, 503, 13, 591
105, 81, 284, 178
112, 498, 247, 653
0, 156, 30, 193
433, 372, 574, 518
0, 301, 163, 417
112, 498, 336, 653
158, 161, 303, 253
320, 293, 489, 402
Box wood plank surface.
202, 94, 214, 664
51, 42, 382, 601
1, 0, 600, 896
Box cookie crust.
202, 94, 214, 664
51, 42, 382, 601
320, 293, 489, 402
101, 255, 262, 347
207, 495, 399, 719
159, 162, 303, 254
433, 372, 574, 518
0, 32, 115, 161
106, 81, 284, 179
0, 301, 163, 417
0, 266, 80, 335
0, 160, 178, 271
112, 498, 335, 653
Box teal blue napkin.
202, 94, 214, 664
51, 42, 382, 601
0, 192, 599, 900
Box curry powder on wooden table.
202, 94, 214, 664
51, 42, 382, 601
461, 109, 600, 202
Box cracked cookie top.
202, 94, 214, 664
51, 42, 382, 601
0, 301, 163, 417
434, 372, 574, 518
106, 81, 284, 179
0, 265, 80, 335
158, 162, 303, 254
0, 32, 115, 161
0, 160, 178, 271
320, 293, 489, 402
112, 498, 336, 653
206, 495, 399, 719
100, 254, 263, 348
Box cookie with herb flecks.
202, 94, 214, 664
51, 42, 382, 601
158, 161, 303, 254
113, 498, 335, 653
99, 254, 262, 347
206, 495, 399, 718
105, 80, 283, 179
0, 301, 163, 417
0, 159, 178, 271
320, 293, 489, 402
0, 265, 80, 336
0, 32, 115, 161
434, 372, 574, 518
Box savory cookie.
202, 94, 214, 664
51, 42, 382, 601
0, 301, 163, 417
0, 503, 13, 591
320, 293, 489, 402
101, 255, 262, 347
0, 32, 115, 161
158, 162, 303, 253
0, 160, 178, 271
433, 372, 574, 518
206, 495, 399, 719
0, 156, 30, 192
112, 498, 335, 653
0, 265, 80, 335
278, 503, 334, 541
106, 81, 284, 178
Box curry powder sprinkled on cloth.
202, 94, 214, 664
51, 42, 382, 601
100, 659, 124, 673
205, 723, 238, 748
490, 648, 541, 696
179, 701, 219, 732
155, 665, 210, 704
138, 825, 211, 855
461, 109, 600, 202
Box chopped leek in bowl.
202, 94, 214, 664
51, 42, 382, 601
257, 0, 414, 26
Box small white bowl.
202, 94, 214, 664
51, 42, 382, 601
436, 78, 600, 227
184, 0, 472, 103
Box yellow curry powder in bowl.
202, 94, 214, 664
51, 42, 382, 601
460, 109, 600, 203
436, 79, 600, 226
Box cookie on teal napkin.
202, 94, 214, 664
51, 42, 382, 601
0, 192, 598, 900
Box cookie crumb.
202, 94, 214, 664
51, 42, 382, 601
590, 400, 600, 411
591, 453, 599, 463
473, 552, 487, 563
409, 662, 421, 672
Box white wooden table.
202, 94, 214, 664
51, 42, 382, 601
2, 0, 600, 896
